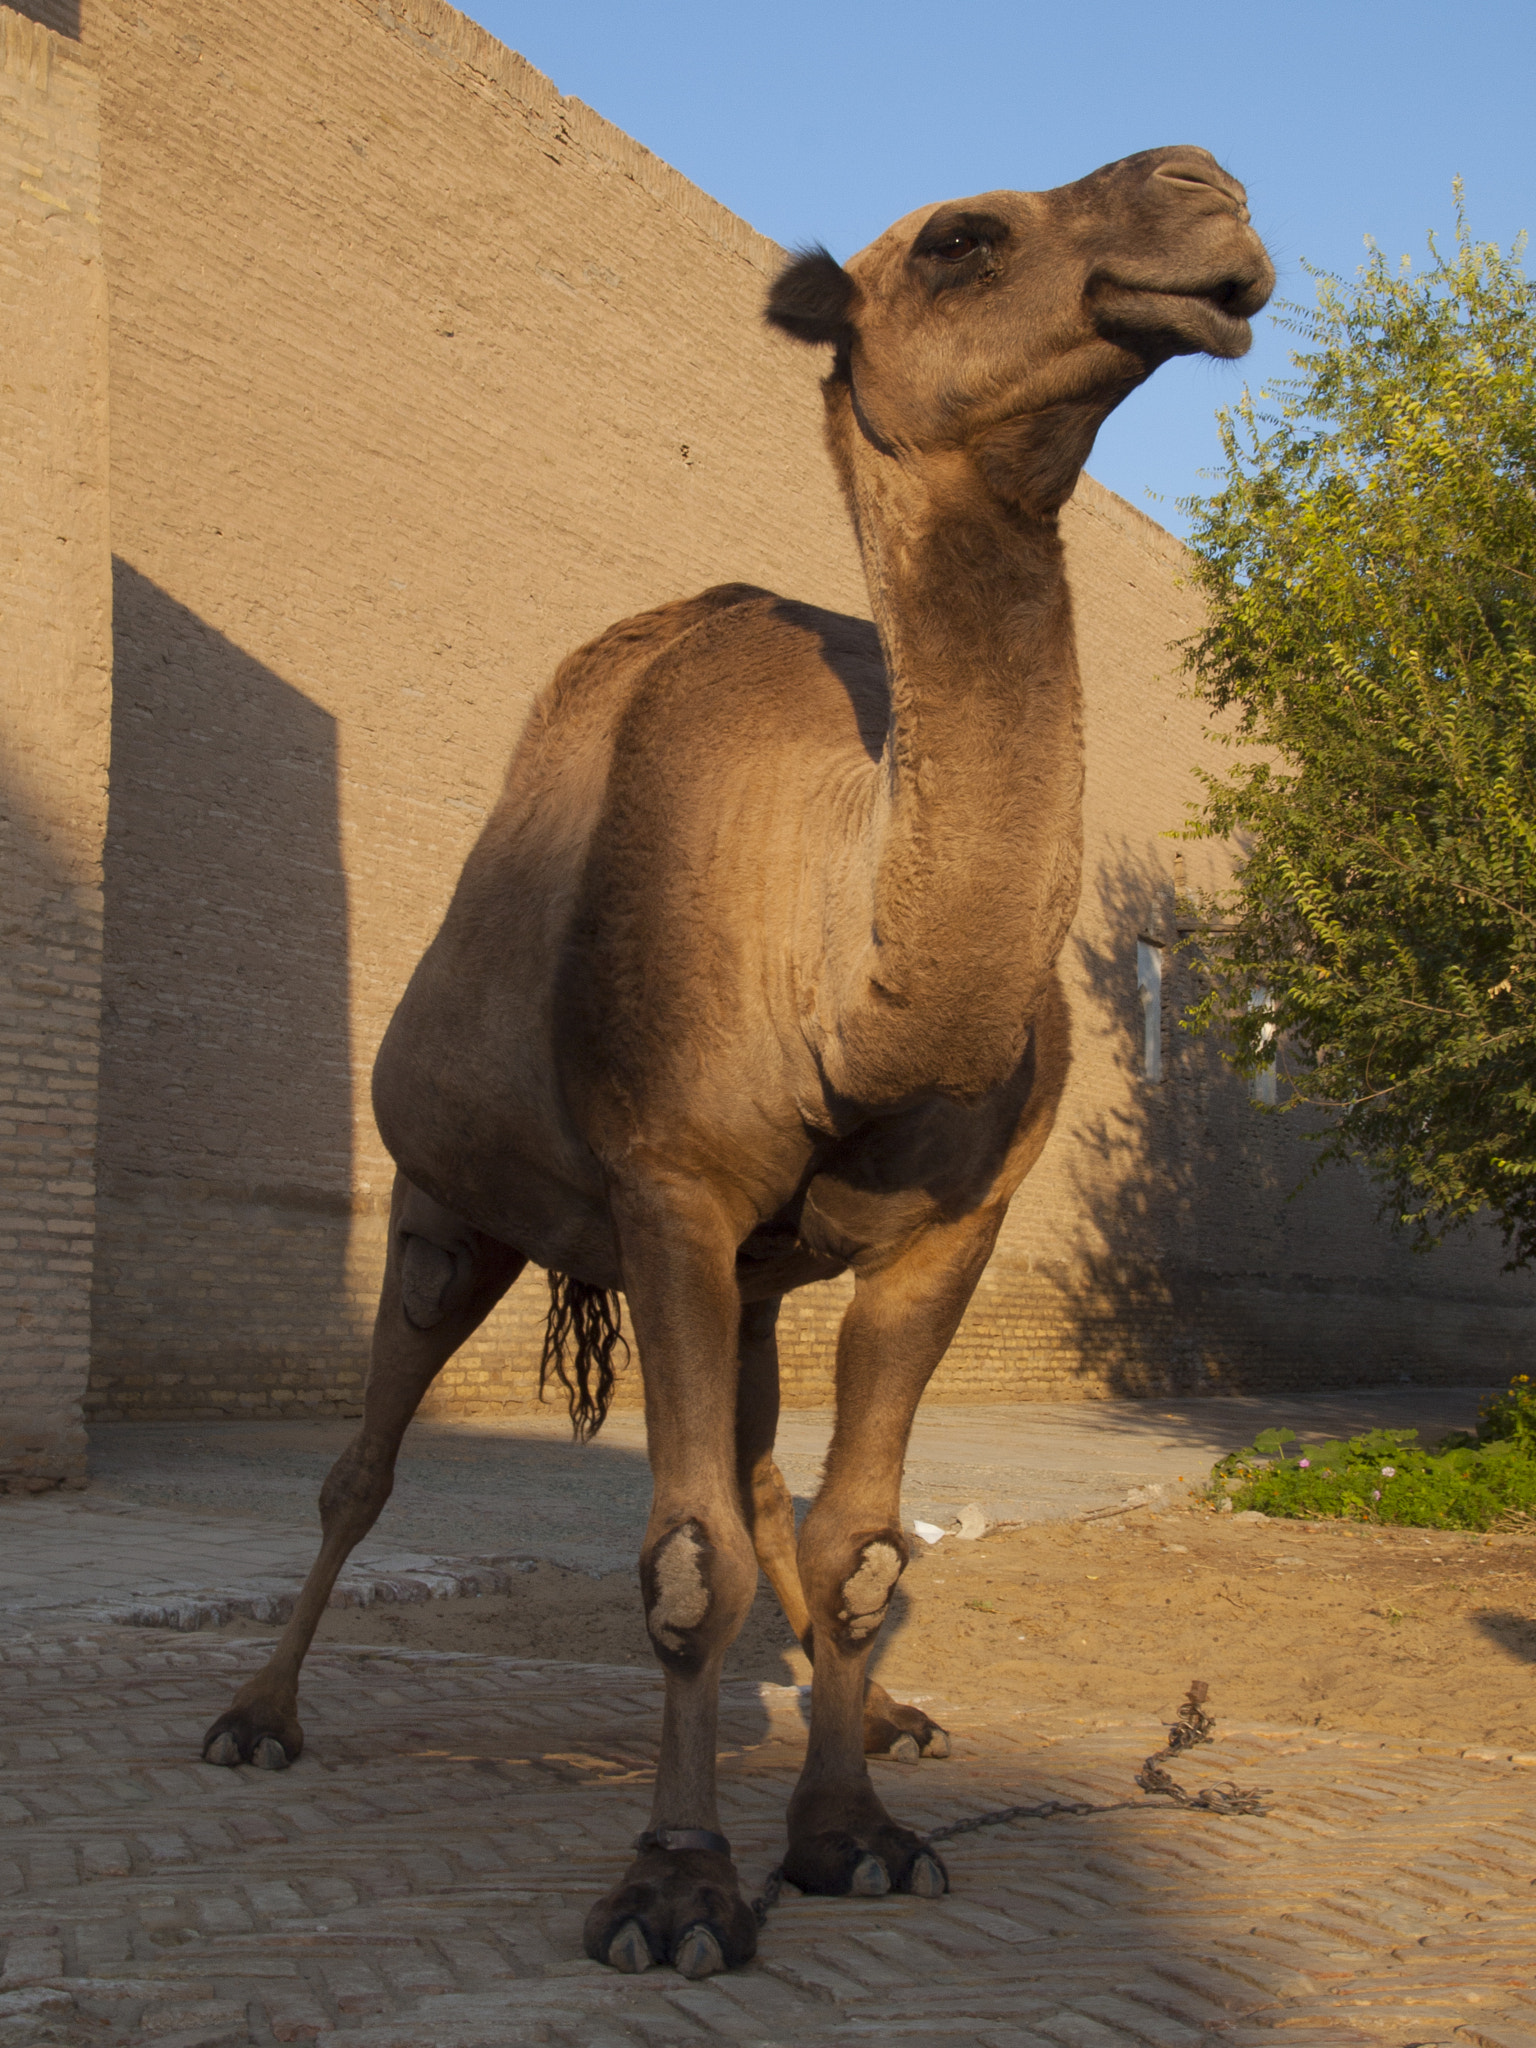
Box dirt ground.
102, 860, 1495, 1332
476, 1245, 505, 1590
203, 1503, 1536, 1749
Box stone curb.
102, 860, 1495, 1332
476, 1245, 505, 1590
93, 1551, 541, 1632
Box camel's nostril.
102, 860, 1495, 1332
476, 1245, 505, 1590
1151, 156, 1248, 215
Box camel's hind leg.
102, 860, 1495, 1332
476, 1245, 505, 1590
733, 1299, 808, 1637
733, 1298, 949, 1761
201, 1175, 524, 1769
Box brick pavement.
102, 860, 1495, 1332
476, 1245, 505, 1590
2, 1630, 1534, 2047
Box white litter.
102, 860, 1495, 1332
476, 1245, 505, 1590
912, 1519, 947, 1545
953, 1503, 989, 1541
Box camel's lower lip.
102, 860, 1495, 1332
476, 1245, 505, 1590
1183, 285, 1260, 327
1186, 293, 1253, 343
1089, 280, 1257, 357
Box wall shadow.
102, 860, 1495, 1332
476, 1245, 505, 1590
9, 0, 79, 35
91, 563, 357, 1412
0, 750, 97, 1480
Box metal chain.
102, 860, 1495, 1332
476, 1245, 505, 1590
1133, 1678, 1272, 1815
752, 1680, 1270, 1927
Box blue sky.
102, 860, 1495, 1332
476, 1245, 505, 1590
465, 0, 1535, 535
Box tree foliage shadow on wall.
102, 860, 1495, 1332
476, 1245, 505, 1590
1048, 844, 1299, 1399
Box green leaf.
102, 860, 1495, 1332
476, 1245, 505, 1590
1307, 1439, 1352, 1468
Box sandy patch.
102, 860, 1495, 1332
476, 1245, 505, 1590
198, 1505, 1536, 1747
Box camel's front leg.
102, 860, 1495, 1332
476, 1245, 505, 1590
785, 1211, 1002, 1898
734, 1297, 950, 1761
583, 1178, 760, 1980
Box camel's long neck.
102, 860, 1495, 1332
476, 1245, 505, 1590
822, 392, 1084, 1103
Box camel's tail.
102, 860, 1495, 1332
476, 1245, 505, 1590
540, 1272, 629, 1441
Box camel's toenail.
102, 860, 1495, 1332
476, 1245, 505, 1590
673, 1923, 725, 1980
203, 1732, 241, 1768
888, 1732, 921, 1764
606, 1919, 653, 1974
252, 1736, 290, 1771
923, 1728, 952, 1759
906, 1852, 948, 1898
849, 1853, 890, 1897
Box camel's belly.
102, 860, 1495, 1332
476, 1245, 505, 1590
399, 1142, 622, 1289
373, 977, 621, 1284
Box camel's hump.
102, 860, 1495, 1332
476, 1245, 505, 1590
537, 584, 887, 754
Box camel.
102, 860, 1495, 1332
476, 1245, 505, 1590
202, 145, 1271, 1981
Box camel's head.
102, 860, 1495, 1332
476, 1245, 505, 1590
766, 147, 1274, 513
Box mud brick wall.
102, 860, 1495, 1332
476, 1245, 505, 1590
0, 8, 110, 1485
74, 0, 869, 1421
4, 0, 1523, 1425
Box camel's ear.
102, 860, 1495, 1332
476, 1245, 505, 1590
765, 245, 858, 347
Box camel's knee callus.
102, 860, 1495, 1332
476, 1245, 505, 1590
836, 1538, 904, 1645
643, 1521, 713, 1670
318, 1440, 392, 1538
400, 1233, 456, 1329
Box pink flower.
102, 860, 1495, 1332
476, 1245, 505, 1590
1381, 1466, 1396, 1479
1298, 1458, 1311, 1469
1372, 1488, 1382, 1500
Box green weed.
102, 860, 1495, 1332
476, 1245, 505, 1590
1212, 1375, 1536, 1530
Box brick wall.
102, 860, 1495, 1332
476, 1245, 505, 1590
8, 0, 1524, 1427
0, 6, 110, 1484
77, 0, 872, 1420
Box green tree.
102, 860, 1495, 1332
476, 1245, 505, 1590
1180, 203, 1536, 1262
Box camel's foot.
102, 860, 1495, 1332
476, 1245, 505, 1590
201, 1686, 303, 1770
583, 1833, 757, 1978
863, 1680, 951, 1763
783, 1784, 948, 1899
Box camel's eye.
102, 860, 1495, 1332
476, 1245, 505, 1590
913, 216, 1008, 284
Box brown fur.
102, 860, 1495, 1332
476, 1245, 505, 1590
203, 146, 1272, 1976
